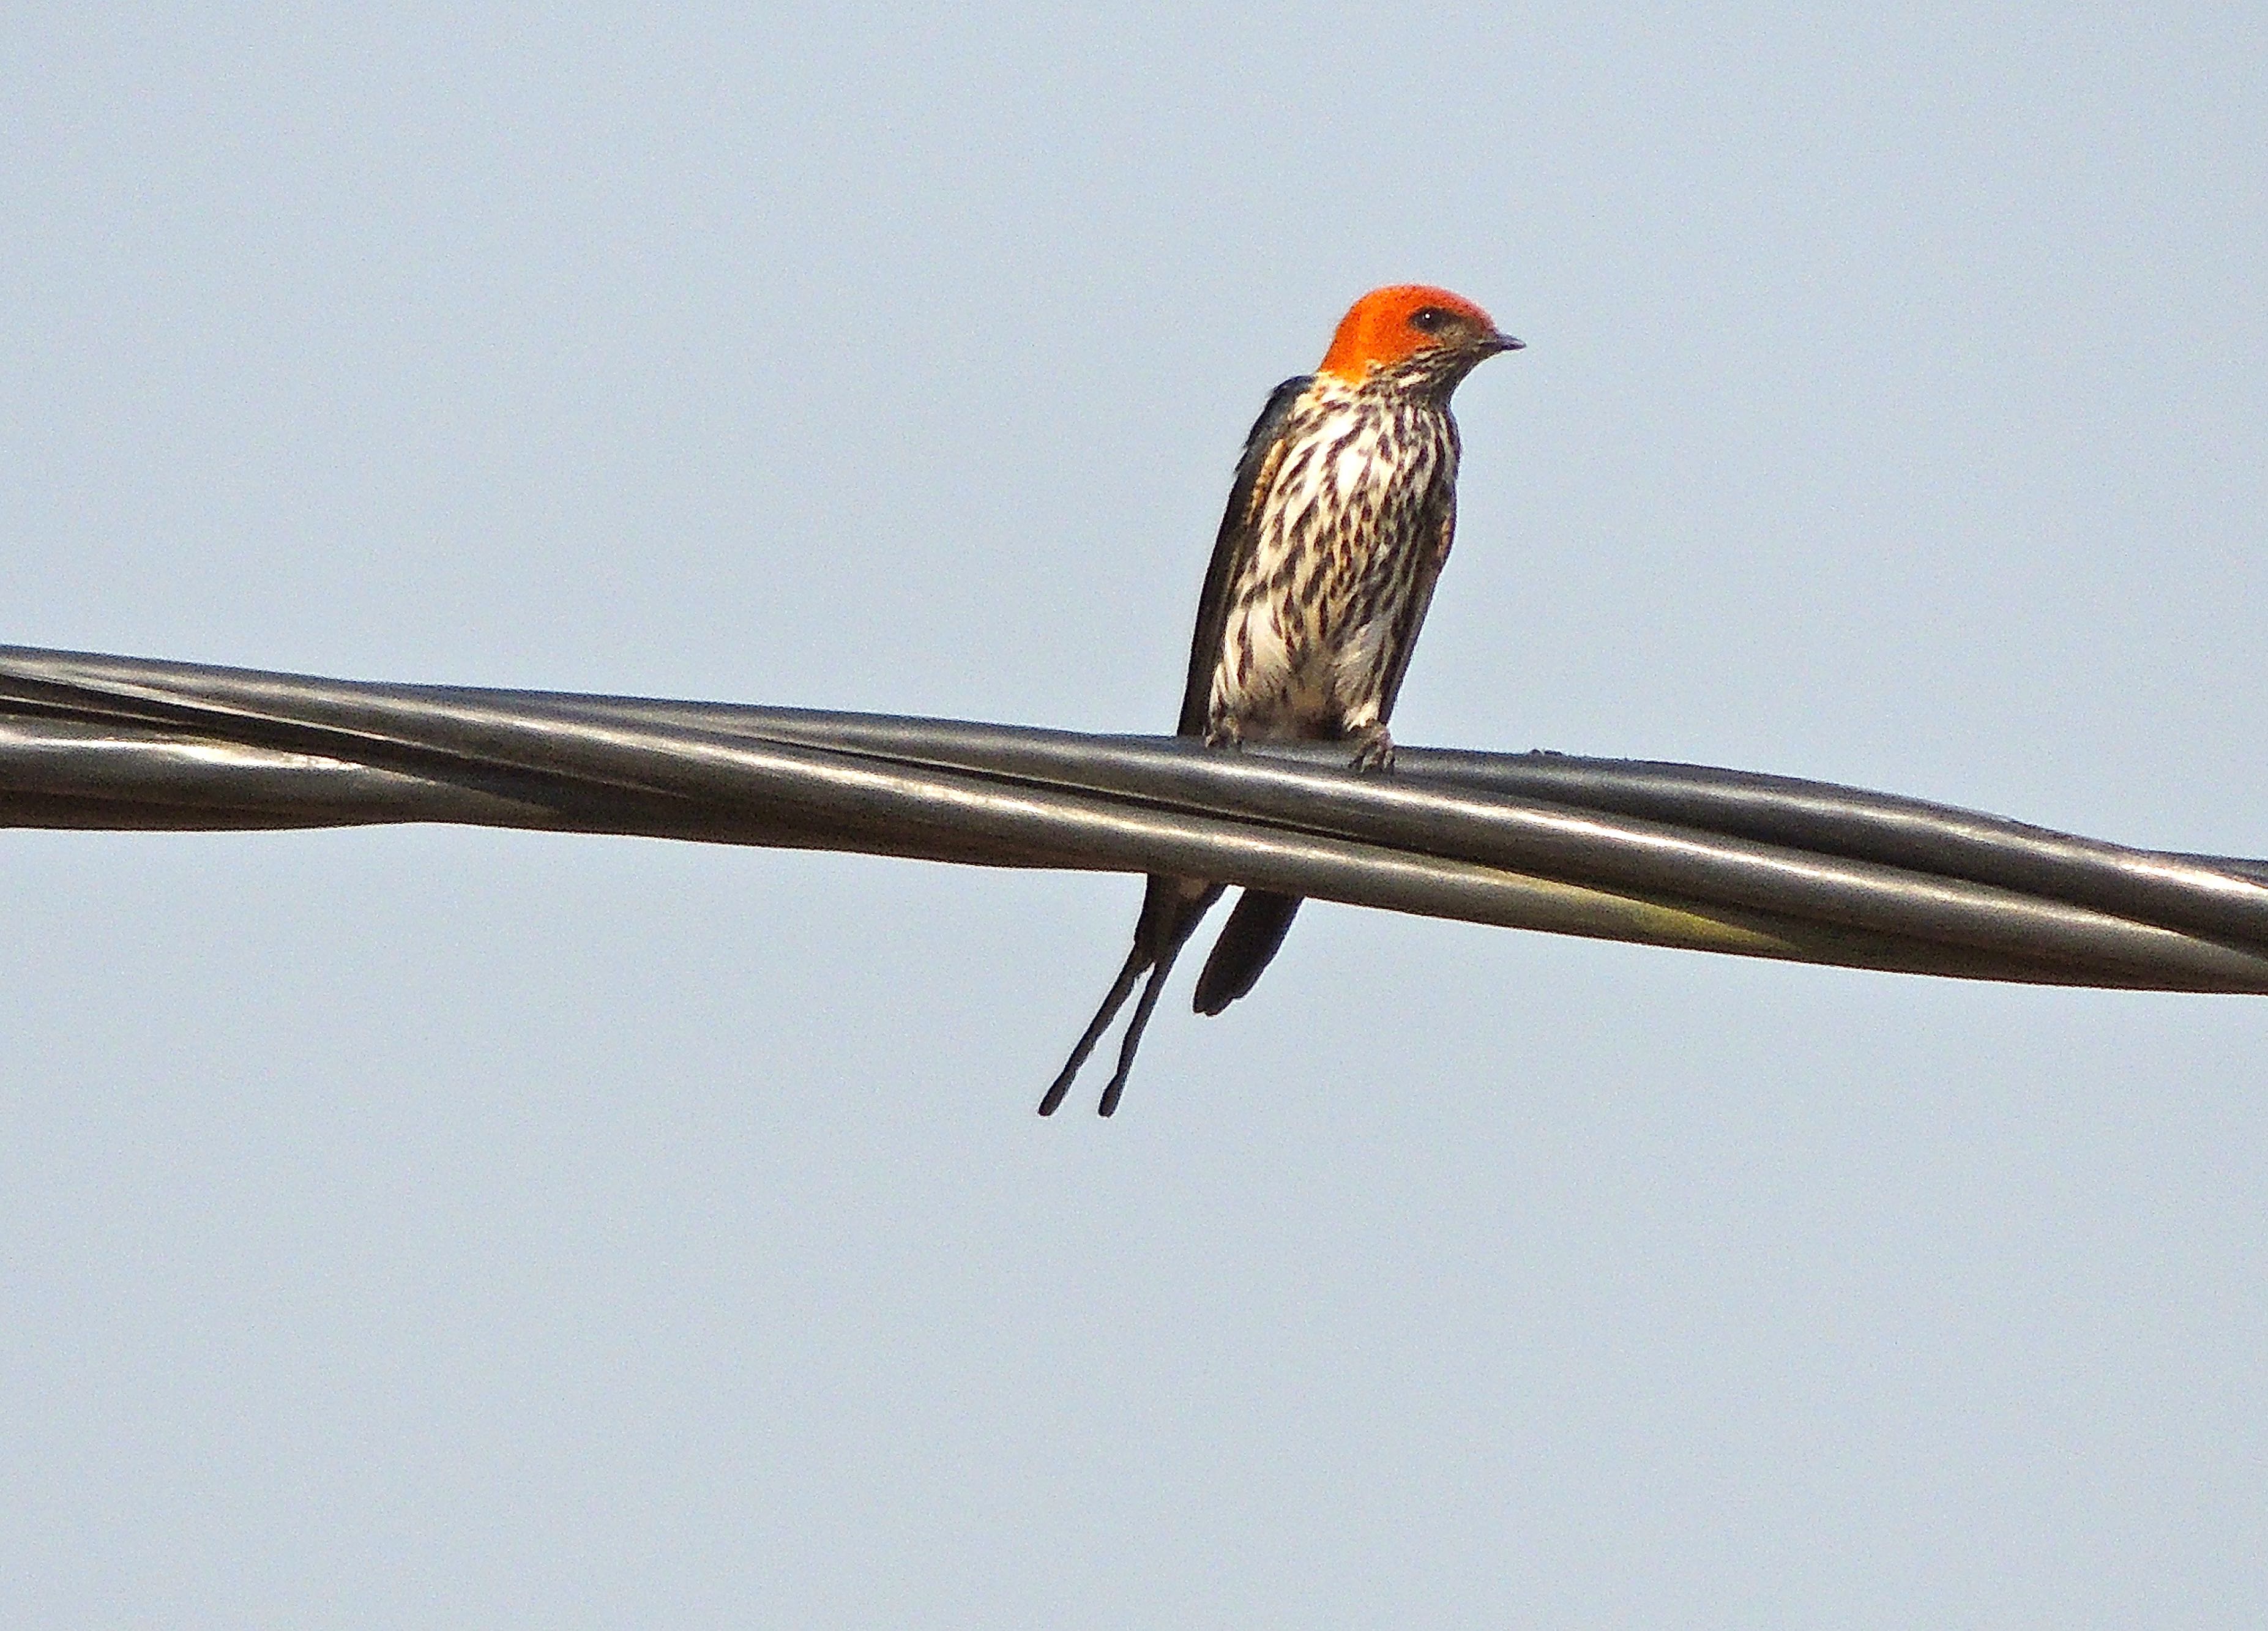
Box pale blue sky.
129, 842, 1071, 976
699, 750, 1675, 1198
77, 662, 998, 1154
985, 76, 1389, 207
5, 5, 2266, 1624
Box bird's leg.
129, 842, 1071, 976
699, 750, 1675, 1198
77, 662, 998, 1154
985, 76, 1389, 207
1203, 715, 1245, 751
1346, 722, 1395, 773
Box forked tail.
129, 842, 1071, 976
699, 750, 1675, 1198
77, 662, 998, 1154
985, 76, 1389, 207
1037, 879, 1220, 1116
1037, 938, 1149, 1114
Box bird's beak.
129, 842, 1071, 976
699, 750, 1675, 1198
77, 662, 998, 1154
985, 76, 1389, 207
1488, 332, 1526, 354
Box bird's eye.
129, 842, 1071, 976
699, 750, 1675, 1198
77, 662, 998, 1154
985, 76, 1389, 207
1409, 307, 1447, 332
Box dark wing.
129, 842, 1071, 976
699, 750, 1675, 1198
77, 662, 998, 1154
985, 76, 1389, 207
1374, 467, 1457, 726
1175, 375, 1311, 737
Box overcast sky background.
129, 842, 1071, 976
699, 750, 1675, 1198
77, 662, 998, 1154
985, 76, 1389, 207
5, 5, 2266, 1625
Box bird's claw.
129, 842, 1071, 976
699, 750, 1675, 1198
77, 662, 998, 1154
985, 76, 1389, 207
1348, 726, 1395, 774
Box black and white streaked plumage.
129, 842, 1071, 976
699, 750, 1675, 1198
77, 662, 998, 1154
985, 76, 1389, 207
1040, 285, 1522, 1116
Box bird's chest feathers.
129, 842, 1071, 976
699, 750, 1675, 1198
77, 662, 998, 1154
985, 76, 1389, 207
1217, 395, 1452, 735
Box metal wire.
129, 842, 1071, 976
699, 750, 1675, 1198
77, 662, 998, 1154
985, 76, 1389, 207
5, 643, 2266, 994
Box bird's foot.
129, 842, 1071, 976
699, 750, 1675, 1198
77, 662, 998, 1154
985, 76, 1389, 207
1347, 723, 1395, 774
1203, 720, 1246, 751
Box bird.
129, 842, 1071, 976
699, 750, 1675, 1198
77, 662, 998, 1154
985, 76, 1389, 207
1038, 284, 1522, 1116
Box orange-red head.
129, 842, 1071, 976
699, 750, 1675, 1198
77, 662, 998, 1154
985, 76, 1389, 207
1316, 285, 1522, 387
